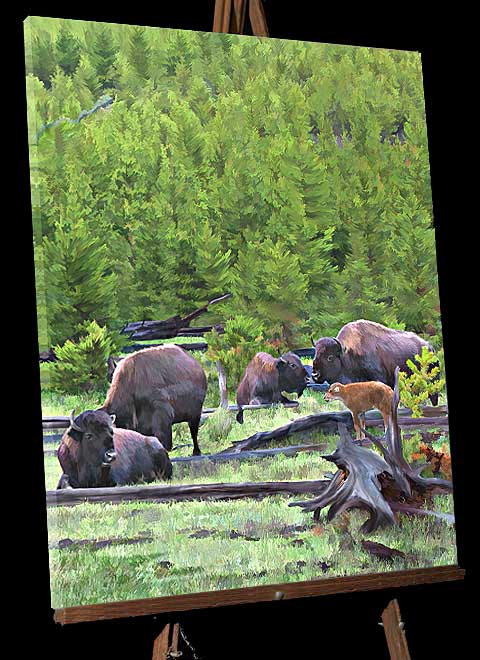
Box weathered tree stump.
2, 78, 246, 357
290, 367, 453, 532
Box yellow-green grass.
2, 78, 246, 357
41, 385, 455, 610
47, 493, 456, 609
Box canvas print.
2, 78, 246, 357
24, 16, 457, 611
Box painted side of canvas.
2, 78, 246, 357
24, 16, 457, 611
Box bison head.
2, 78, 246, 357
276, 352, 309, 396
312, 337, 343, 384
67, 409, 117, 486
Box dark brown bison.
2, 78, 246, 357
57, 409, 172, 489
100, 344, 207, 455
236, 352, 309, 423
311, 319, 439, 405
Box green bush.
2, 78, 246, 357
50, 320, 122, 393
398, 346, 445, 417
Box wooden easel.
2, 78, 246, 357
151, 4, 412, 657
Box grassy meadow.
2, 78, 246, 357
42, 370, 456, 609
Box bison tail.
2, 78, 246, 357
236, 406, 244, 424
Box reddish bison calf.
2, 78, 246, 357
236, 352, 308, 423
57, 409, 172, 489
312, 319, 440, 406
324, 381, 394, 440
100, 344, 207, 455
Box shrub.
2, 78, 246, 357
398, 346, 446, 417
50, 320, 124, 393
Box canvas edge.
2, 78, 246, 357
54, 564, 465, 625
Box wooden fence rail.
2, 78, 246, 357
46, 478, 330, 507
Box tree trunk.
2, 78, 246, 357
216, 360, 229, 408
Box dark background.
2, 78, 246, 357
11, 2, 469, 657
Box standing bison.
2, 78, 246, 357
100, 344, 207, 455
57, 409, 172, 489
236, 352, 309, 423
311, 319, 439, 405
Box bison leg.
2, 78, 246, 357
382, 411, 391, 435
188, 418, 202, 456
351, 412, 365, 441
236, 406, 244, 424
151, 407, 174, 452
57, 473, 73, 489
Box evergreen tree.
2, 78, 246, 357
88, 24, 119, 91
128, 26, 151, 81
42, 220, 118, 345
55, 26, 81, 76
31, 32, 56, 87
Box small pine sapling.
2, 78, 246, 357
50, 320, 123, 393
398, 346, 445, 417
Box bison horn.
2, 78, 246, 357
333, 338, 343, 355
69, 409, 82, 432
310, 336, 316, 347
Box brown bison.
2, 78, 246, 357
236, 352, 309, 423
57, 409, 172, 489
100, 344, 207, 455
311, 319, 439, 405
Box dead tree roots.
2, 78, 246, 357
290, 367, 453, 533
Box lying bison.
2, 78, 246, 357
236, 352, 308, 423
57, 409, 172, 489
100, 344, 207, 455
311, 319, 439, 405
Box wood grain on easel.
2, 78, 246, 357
152, 623, 180, 660
54, 564, 464, 625
213, 0, 268, 37
382, 599, 411, 660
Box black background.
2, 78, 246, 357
10, 2, 469, 657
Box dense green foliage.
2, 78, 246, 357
50, 320, 123, 393
25, 17, 442, 354
398, 346, 446, 417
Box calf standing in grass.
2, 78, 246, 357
324, 381, 394, 440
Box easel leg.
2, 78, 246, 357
381, 599, 411, 660
152, 623, 180, 660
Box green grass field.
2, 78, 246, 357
41, 384, 456, 609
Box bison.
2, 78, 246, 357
57, 409, 172, 489
236, 351, 309, 423
100, 344, 207, 455
311, 319, 439, 405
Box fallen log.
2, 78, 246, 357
290, 368, 453, 533
121, 293, 231, 340
44, 442, 329, 461
365, 416, 449, 429
221, 411, 354, 453
122, 342, 209, 354
170, 443, 329, 464
46, 478, 329, 508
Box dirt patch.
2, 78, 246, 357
285, 560, 307, 574
188, 529, 217, 539
361, 540, 406, 562
53, 535, 154, 551
228, 530, 260, 541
